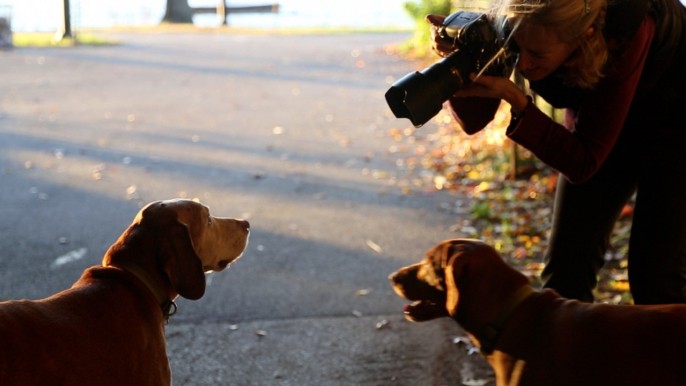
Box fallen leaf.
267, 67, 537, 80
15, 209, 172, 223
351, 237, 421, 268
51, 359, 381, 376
366, 240, 382, 254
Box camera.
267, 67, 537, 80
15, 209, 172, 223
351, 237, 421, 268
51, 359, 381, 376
385, 11, 514, 127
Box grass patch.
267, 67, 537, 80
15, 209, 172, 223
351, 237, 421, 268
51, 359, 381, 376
12, 32, 118, 47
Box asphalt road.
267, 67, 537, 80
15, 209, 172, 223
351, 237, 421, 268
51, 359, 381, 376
0, 31, 491, 385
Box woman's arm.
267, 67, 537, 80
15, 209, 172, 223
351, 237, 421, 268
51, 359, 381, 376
507, 16, 655, 183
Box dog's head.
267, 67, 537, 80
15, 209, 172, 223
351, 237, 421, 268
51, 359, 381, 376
388, 240, 459, 322
104, 199, 250, 300
143, 199, 251, 273
389, 238, 515, 323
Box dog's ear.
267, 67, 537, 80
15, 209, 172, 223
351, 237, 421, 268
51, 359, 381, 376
160, 223, 206, 300
442, 241, 465, 316
440, 241, 457, 269
445, 262, 459, 316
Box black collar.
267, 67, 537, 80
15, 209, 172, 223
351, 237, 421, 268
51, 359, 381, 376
478, 285, 536, 356
107, 261, 177, 323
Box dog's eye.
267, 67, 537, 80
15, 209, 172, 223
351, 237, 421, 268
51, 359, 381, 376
207, 218, 212, 226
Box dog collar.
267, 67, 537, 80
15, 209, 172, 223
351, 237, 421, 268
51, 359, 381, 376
478, 285, 536, 356
108, 261, 177, 323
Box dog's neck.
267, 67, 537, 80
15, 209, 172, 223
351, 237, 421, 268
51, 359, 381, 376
448, 253, 534, 356
107, 261, 177, 323
475, 284, 536, 356
102, 226, 179, 323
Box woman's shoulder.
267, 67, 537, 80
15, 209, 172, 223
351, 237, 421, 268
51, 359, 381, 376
604, 0, 653, 56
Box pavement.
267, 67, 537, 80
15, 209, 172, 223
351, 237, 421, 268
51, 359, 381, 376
0, 30, 492, 385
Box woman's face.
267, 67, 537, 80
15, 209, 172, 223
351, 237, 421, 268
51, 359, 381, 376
510, 20, 579, 81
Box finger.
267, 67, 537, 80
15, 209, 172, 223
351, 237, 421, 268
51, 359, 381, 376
436, 40, 456, 51
452, 89, 473, 98
431, 35, 457, 56
425, 14, 446, 27
429, 26, 440, 41
433, 41, 457, 57
428, 20, 443, 42
470, 73, 497, 87
453, 85, 485, 98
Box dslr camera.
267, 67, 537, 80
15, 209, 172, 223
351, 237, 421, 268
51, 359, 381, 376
385, 11, 514, 127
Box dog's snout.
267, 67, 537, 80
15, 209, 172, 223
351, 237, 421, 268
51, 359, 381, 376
238, 219, 250, 232
388, 271, 399, 282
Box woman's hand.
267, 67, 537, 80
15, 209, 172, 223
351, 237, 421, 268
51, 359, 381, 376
426, 14, 457, 57
455, 73, 531, 114
426, 13, 530, 115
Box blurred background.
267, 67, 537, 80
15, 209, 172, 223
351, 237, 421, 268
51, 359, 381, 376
1, 0, 415, 32
0, 0, 665, 383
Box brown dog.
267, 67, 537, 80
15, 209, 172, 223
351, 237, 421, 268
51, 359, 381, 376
0, 199, 250, 386
389, 239, 686, 386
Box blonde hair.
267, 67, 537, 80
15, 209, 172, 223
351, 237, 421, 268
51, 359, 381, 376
494, 0, 608, 89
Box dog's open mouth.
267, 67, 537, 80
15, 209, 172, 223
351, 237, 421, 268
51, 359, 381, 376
404, 300, 449, 322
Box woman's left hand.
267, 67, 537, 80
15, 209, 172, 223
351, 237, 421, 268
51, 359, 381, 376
455, 73, 530, 114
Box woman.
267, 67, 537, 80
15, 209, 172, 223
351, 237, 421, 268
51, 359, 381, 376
428, 0, 686, 304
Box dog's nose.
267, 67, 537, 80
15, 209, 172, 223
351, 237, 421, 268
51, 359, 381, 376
237, 219, 250, 232
388, 272, 398, 282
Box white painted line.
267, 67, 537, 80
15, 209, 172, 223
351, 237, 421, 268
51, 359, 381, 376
50, 247, 88, 269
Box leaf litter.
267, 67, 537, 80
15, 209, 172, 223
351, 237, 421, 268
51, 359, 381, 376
377, 104, 634, 304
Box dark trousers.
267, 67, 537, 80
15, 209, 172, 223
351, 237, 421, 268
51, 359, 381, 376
541, 126, 686, 304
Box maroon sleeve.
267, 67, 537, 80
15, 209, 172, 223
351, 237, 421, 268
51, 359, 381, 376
446, 96, 501, 135
506, 16, 656, 183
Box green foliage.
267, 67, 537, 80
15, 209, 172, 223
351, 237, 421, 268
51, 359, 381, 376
400, 0, 453, 56
404, 0, 453, 19
471, 202, 492, 219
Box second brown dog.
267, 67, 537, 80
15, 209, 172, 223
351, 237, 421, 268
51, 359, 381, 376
389, 239, 686, 386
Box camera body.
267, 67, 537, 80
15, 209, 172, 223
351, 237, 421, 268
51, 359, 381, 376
385, 11, 513, 127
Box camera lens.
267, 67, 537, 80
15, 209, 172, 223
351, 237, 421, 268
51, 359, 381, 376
385, 49, 472, 127
385, 11, 513, 127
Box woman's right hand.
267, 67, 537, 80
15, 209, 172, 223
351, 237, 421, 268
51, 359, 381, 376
426, 14, 457, 57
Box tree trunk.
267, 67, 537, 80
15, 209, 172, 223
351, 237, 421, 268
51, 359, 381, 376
162, 0, 194, 24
